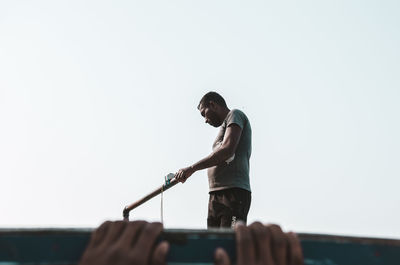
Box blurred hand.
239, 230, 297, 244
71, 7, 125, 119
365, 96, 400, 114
79, 221, 169, 265
214, 222, 303, 265
175, 166, 195, 183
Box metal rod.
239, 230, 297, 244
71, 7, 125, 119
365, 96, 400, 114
123, 178, 179, 221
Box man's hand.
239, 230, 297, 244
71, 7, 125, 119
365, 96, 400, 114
175, 166, 195, 183
79, 221, 169, 265
214, 222, 303, 265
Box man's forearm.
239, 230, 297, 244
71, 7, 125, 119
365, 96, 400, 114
191, 147, 233, 172
174, 146, 234, 183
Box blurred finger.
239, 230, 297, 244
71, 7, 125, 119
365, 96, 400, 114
249, 222, 274, 265
131, 222, 163, 264
287, 232, 304, 265
175, 171, 183, 182
99, 221, 127, 247
88, 221, 111, 248
235, 223, 256, 265
269, 224, 288, 265
151, 241, 170, 265
174, 171, 180, 179
214, 247, 230, 265
118, 221, 147, 248
180, 175, 187, 183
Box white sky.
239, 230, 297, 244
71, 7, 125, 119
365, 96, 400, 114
1, 1, 399, 239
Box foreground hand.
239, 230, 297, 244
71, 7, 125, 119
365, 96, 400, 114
79, 221, 169, 265
214, 222, 303, 265
175, 166, 195, 183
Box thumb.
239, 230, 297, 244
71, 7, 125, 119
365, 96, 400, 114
214, 247, 231, 265
151, 241, 169, 265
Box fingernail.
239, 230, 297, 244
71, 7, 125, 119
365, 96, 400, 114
215, 248, 224, 262
235, 221, 245, 228
159, 241, 170, 253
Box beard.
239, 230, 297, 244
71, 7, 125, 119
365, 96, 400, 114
208, 112, 223, 127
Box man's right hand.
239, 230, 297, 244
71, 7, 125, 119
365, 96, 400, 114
214, 222, 304, 265
174, 166, 195, 183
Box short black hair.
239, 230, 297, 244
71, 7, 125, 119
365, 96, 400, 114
198, 92, 227, 109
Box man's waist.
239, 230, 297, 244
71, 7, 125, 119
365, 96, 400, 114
209, 186, 251, 194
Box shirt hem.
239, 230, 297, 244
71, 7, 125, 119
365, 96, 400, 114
209, 185, 251, 193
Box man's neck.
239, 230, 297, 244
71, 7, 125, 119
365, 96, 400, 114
220, 108, 230, 121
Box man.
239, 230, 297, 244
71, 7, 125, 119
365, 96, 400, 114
175, 91, 252, 228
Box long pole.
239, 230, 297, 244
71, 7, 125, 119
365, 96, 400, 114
123, 178, 179, 221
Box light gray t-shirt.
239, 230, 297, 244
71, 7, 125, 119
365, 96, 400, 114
207, 109, 252, 192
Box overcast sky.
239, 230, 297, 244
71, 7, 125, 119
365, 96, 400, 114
1, 0, 399, 239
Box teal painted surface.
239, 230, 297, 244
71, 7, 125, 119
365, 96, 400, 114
1, 229, 400, 265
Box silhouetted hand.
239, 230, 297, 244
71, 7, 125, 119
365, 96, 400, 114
79, 221, 169, 265
214, 222, 303, 265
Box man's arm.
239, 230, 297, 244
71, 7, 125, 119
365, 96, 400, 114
192, 123, 242, 171
175, 124, 242, 182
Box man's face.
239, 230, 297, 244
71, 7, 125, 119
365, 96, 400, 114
199, 103, 222, 127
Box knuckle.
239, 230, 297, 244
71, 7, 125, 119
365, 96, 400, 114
269, 226, 287, 248
98, 221, 111, 230
131, 220, 147, 226
249, 221, 263, 229
268, 224, 283, 231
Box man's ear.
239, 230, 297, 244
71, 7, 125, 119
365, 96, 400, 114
209, 101, 216, 109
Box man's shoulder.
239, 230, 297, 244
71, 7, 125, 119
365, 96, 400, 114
226, 109, 250, 129
230, 109, 249, 120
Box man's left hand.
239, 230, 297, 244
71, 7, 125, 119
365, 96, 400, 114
175, 166, 195, 183
79, 221, 169, 265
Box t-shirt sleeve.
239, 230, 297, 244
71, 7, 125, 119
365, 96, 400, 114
226, 109, 246, 129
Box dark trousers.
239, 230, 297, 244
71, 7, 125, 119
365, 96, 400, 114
207, 188, 251, 228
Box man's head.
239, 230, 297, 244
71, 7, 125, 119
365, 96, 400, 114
197, 92, 229, 127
